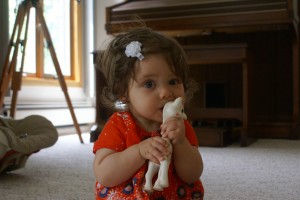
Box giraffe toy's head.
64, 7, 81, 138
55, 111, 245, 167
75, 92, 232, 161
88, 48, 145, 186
162, 97, 187, 123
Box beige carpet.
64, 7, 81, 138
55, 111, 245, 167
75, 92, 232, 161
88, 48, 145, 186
0, 133, 94, 200
0, 133, 300, 200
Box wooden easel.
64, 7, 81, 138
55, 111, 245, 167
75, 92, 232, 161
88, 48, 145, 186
0, 0, 84, 143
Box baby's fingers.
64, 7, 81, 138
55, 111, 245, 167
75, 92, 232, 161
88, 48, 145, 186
144, 148, 160, 164
138, 137, 170, 163
152, 137, 171, 156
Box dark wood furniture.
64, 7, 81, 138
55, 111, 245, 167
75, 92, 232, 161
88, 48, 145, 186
183, 44, 250, 146
95, 0, 299, 144
105, 0, 298, 35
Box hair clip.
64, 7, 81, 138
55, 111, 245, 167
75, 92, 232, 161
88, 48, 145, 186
125, 41, 144, 60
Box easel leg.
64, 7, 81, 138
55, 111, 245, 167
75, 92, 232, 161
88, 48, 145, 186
35, 3, 83, 143
10, 2, 32, 118
0, 1, 29, 107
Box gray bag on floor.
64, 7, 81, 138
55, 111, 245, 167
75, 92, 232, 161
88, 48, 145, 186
0, 115, 58, 173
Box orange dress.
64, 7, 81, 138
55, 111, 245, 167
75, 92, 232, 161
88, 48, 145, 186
93, 111, 204, 200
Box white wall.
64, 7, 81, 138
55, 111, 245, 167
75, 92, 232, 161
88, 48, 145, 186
94, 0, 125, 50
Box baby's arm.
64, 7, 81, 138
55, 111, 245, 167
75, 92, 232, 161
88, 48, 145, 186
93, 145, 144, 187
161, 117, 203, 184
173, 139, 203, 184
93, 136, 170, 187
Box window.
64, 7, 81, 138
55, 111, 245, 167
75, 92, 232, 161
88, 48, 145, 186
8, 0, 82, 85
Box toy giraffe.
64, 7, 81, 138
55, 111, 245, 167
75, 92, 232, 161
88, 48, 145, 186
143, 97, 187, 192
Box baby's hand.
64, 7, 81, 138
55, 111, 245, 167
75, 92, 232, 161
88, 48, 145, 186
138, 136, 170, 164
160, 117, 185, 145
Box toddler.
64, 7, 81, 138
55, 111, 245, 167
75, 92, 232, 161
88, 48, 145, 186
93, 27, 204, 200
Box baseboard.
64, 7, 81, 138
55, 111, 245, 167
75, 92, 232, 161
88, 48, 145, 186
8, 106, 96, 127
56, 124, 93, 136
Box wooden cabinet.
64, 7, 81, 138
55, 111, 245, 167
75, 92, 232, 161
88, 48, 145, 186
183, 44, 250, 146
103, 0, 300, 140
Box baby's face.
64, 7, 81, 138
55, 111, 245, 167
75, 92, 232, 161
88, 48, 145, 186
127, 53, 185, 132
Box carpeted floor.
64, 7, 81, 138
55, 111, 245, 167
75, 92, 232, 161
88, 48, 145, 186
200, 139, 300, 200
0, 133, 94, 200
0, 133, 299, 200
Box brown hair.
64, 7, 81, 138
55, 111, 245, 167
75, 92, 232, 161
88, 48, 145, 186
97, 27, 197, 110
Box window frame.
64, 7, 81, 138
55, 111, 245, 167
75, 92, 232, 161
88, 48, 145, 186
22, 0, 82, 87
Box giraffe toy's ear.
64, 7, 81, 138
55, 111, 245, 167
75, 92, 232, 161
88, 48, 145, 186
174, 97, 183, 106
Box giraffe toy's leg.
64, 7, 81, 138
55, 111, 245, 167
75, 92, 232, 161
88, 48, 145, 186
155, 155, 171, 188
154, 138, 172, 190
143, 162, 160, 192
153, 158, 170, 190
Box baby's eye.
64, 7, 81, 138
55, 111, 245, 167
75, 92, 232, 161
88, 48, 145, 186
144, 81, 154, 88
169, 79, 181, 85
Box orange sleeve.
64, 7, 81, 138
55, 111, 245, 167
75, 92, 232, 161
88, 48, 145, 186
184, 120, 199, 146
93, 113, 127, 154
